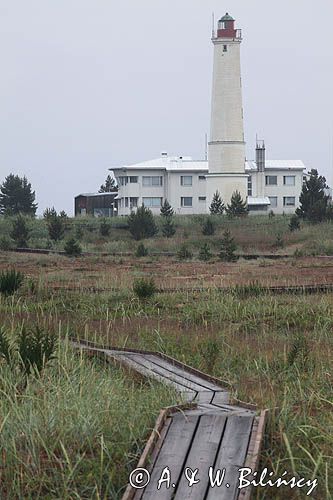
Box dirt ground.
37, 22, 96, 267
1, 251, 333, 290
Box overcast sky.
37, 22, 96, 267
1, 0, 333, 215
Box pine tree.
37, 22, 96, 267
43, 207, 57, 221
128, 205, 158, 240
209, 191, 225, 215
202, 217, 215, 236
160, 199, 175, 217
162, 217, 176, 238
198, 243, 212, 261
47, 216, 65, 241
296, 169, 330, 223
10, 215, 30, 247
289, 214, 301, 232
219, 230, 237, 262
100, 218, 111, 237
0, 174, 37, 216
226, 190, 248, 217
99, 174, 118, 193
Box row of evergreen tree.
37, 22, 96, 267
0, 169, 331, 224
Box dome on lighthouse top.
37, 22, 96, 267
219, 13, 234, 22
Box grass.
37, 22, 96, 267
2, 213, 333, 256
0, 216, 332, 498
0, 333, 179, 499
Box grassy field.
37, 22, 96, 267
0, 216, 332, 498
2, 213, 333, 255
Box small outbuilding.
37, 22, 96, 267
74, 192, 118, 217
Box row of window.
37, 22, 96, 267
266, 175, 296, 186
118, 196, 206, 209
269, 196, 296, 208
117, 175, 206, 187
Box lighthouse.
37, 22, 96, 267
206, 13, 248, 207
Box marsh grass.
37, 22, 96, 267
0, 226, 332, 498
0, 335, 179, 499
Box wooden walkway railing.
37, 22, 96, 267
72, 339, 267, 500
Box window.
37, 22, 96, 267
129, 176, 138, 183
142, 197, 162, 207
142, 176, 163, 187
283, 175, 295, 186
125, 197, 129, 208
118, 176, 128, 186
247, 175, 252, 196
199, 196, 206, 202
181, 175, 192, 186
283, 197, 295, 207
129, 197, 138, 209
199, 175, 206, 181
181, 197, 192, 207
223, 45, 228, 52
268, 196, 278, 208
265, 175, 277, 186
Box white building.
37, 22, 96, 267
111, 13, 306, 216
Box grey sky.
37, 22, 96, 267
1, 0, 333, 215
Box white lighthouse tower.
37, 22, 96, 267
207, 13, 248, 207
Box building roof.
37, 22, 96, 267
246, 160, 305, 171
248, 196, 271, 206
110, 157, 306, 173
111, 156, 208, 172
75, 192, 118, 198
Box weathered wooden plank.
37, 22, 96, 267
174, 414, 227, 499
211, 391, 231, 406
115, 353, 197, 397
121, 353, 206, 394
141, 413, 199, 500
133, 416, 173, 500
143, 354, 222, 392
206, 415, 254, 500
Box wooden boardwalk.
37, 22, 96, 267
72, 340, 267, 500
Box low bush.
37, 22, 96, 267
202, 218, 215, 236
133, 277, 157, 299
177, 244, 193, 260
135, 243, 149, 257
64, 238, 82, 257
0, 269, 24, 296
198, 243, 212, 261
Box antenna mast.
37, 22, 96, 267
212, 12, 215, 38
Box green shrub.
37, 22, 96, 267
128, 205, 158, 240
202, 218, 215, 236
268, 210, 275, 218
219, 230, 237, 262
226, 191, 248, 217
10, 214, 30, 247
162, 217, 176, 238
177, 244, 193, 260
274, 233, 284, 249
0, 269, 24, 296
0, 328, 14, 366
135, 243, 149, 257
100, 218, 111, 237
133, 277, 157, 299
198, 243, 212, 261
47, 215, 65, 241
0, 236, 13, 251
64, 238, 82, 257
287, 334, 311, 370
160, 200, 174, 217
209, 191, 225, 215
18, 326, 57, 376
289, 214, 301, 232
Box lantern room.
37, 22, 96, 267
217, 13, 237, 38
